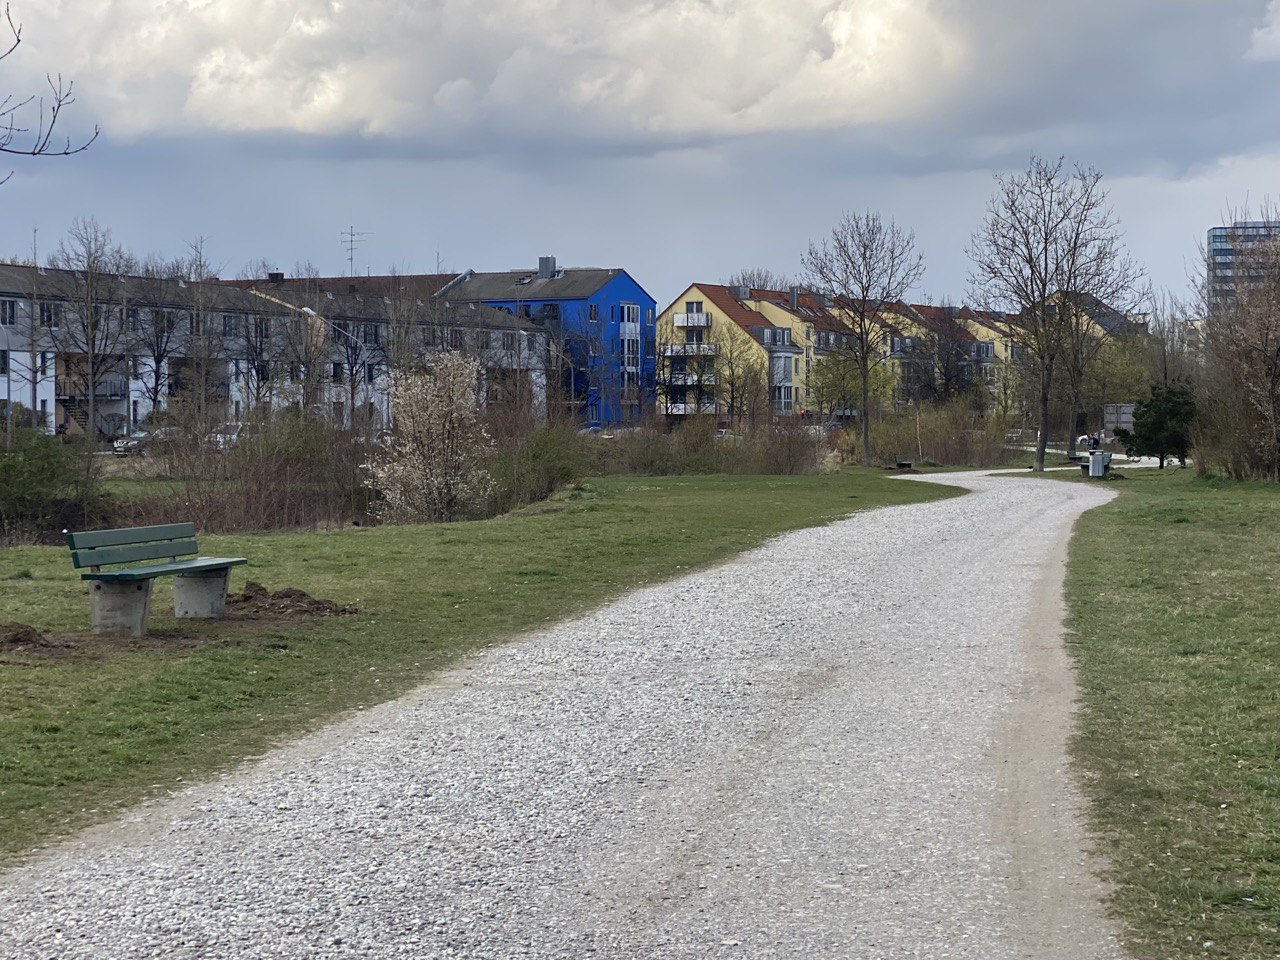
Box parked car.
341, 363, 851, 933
112, 426, 186, 457
204, 422, 245, 452
112, 430, 150, 457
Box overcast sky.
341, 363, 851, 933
4, 0, 1280, 309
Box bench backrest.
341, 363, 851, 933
67, 523, 199, 570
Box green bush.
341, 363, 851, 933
838, 400, 1015, 468
488, 426, 587, 512
0, 431, 110, 541
589, 419, 820, 477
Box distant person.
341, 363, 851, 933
1089, 434, 1100, 451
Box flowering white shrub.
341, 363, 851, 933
366, 353, 493, 523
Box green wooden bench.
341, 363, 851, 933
67, 523, 247, 636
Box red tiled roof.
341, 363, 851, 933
694, 283, 774, 333
746, 287, 848, 332
905, 304, 979, 342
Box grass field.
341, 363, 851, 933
1066, 468, 1280, 959
0, 469, 957, 863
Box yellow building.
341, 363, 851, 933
656, 283, 802, 424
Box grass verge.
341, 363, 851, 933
0, 469, 957, 864
1065, 468, 1280, 958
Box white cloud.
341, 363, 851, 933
1248, 0, 1280, 58
12, 0, 969, 143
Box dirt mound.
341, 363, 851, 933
0, 622, 59, 651
225, 581, 357, 618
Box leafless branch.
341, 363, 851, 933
0, 3, 99, 182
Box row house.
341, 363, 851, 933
656, 283, 802, 425
0, 263, 547, 438
260, 256, 659, 428
438, 257, 657, 428
654, 282, 1077, 424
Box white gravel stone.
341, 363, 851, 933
0, 473, 1121, 959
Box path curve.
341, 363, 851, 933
0, 473, 1124, 959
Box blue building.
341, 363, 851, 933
439, 256, 657, 427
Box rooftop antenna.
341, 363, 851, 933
341, 225, 372, 277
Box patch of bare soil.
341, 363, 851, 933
989, 526, 1128, 958
0, 622, 72, 653
225, 581, 358, 619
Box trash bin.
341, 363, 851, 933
1088, 451, 1111, 477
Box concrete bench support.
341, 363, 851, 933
174, 567, 232, 619
90, 579, 154, 637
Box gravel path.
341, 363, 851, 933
0, 473, 1124, 959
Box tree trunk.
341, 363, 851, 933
1066, 403, 1081, 459
1035, 366, 1051, 472
860, 364, 873, 468
30, 349, 38, 429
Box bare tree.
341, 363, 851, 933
714, 321, 769, 428
897, 306, 979, 406
968, 156, 1143, 470
272, 268, 331, 416
132, 255, 185, 424
1200, 219, 1280, 479
724, 267, 794, 292
6, 229, 47, 431
379, 270, 433, 382
172, 237, 230, 426
45, 218, 137, 438
802, 211, 925, 466
0, 3, 97, 183
330, 309, 377, 429
1146, 292, 1198, 390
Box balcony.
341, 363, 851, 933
673, 312, 712, 328
665, 402, 717, 416
661, 372, 716, 386
56, 376, 129, 400
660, 343, 718, 357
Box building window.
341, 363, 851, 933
365, 363, 377, 384
38, 352, 48, 377
0, 349, 8, 374
477, 330, 492, 350
0, 300, 15, 326
361, 323, 381, 346
620, 303, 640, 324
685, 300, 703, 314
332, 362, 345, 385
39, 302, 60, 328
502, 331, 518, 351
588, 304, 599, 323
450, 328, 467, 350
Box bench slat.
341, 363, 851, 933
71, 540, 199, 569
67, 523, 197, 550
82, 557, 247, 582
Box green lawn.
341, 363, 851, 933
0, 470, 956, 863
1066, 468, 1280, 959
